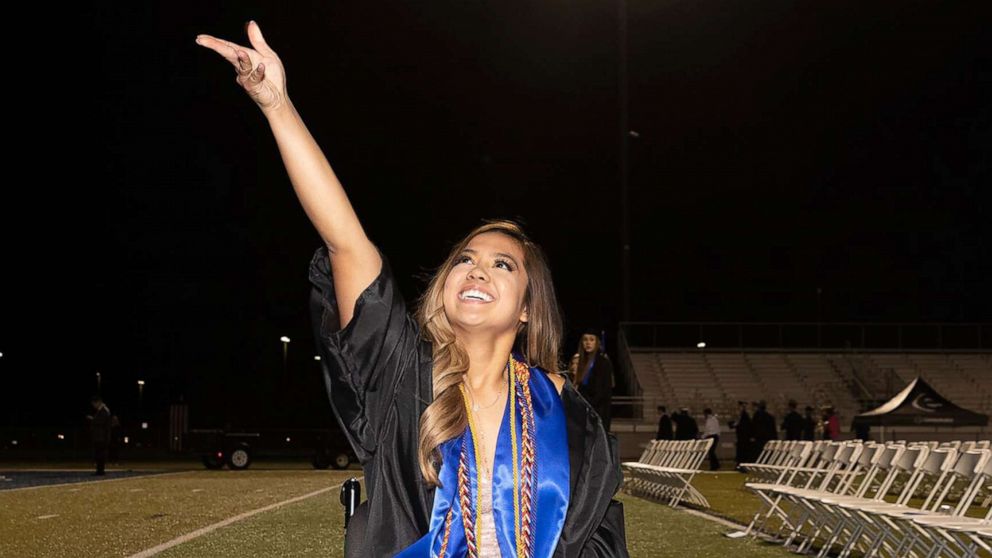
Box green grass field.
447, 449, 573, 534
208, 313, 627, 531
1, 462, 986, 557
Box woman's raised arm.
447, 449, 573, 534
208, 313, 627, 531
196, 21, 381, 328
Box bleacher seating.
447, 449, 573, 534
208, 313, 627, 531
627, 351, 992, 428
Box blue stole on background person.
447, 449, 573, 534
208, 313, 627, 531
396, 358, 570, 558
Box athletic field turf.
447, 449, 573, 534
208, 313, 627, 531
0, 462, 927, 557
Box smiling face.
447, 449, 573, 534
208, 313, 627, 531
442, 231, 530, 335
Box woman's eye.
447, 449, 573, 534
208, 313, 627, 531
495, 259, 513, 271
457, 255, 472, 264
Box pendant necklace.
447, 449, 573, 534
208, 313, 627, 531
465, 362, 509, 412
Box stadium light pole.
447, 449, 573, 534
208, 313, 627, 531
618, 0, 630, 324
96, 371, 102, 397
816, 287, 823, 347
280, 336, 291, 374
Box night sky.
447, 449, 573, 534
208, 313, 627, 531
3, 2, 989, 431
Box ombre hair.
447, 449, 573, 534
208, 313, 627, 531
413, 219, 562, 486
574, 332, 602, 386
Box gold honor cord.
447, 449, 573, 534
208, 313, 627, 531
509, 356, 523, 558
459, 356, 526, 558
460, 384, 483, 553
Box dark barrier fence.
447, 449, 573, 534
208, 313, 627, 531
621, 322, 992, 351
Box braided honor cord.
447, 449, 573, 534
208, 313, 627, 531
460, 385, 481, 558
436, 358, 537, 558
514, 358, 537, 558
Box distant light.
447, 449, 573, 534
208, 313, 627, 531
285, 437, 292, 443
313, 355, 321, 361
0, 352, 4, 358
697, 342, 707, 349
57, 434, 65, 440
174, 436, 179, 441
216, 451, 223, 458
280, 336, 291, 343
123, 436, 129, 444
137, 380, 145, 386
141, 422, 149, 430
11, 440, 17, 446
629, 130, 640, 138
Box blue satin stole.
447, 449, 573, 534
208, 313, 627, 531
395, 362, 570, 557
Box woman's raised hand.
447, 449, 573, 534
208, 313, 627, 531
195, 21, 289, 115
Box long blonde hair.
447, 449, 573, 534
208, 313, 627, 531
413, 219, 562, 486
575, 332, 602, 386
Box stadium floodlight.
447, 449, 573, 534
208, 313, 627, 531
281, 336, 291, 374
314, 355, 321, 361
697, 342, 707, 349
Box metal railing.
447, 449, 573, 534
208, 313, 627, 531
620, 322, 992, 351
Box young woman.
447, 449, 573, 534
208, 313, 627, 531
573, 330, 615, 432
196, 22, 628, 557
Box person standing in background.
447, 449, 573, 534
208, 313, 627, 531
751, 400, 777, 461
655, 405, 674, 440
575, 329, 615, 432
86, 396, 112, 476
823, 406, 841, 441
852, 417, 871, 441
802, 406, 817, 441
781, 400, 804, 441
730, 401, 752, 469
675, 408, 698, 440
701, 408, 721, 471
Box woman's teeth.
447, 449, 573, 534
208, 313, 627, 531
459, 288, 493, 302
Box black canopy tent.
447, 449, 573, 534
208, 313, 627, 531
852, 376, 989, 428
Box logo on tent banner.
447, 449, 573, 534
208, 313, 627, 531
911, 394, 944, 413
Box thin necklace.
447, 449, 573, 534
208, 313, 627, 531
465, 364, 509, 412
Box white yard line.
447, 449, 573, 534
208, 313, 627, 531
677, 506, 780, 543
0, 470, 192, 493
679, 507, 746, 530
126, 476, 363, 558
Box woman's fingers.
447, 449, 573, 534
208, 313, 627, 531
235, 49, 253, 75
195, 35, 240, 66
245, 21, 277, 58
196, 22, 284, 111
238, 57, 266, 88
195, 34, 257, 69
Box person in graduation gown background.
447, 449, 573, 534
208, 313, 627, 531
573, 330, 615, 433
195, 21, 628, 558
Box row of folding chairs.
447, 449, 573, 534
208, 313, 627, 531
738, 439, 991, 558
743, 440, 835, 484
621, 439, 714, 508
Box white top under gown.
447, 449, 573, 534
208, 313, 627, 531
478, 469, 501, 557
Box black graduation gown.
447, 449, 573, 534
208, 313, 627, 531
577, 353, 614, 432
781, 411, 804, 441
308, 245, 629, 557
655, 414, 673, 440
